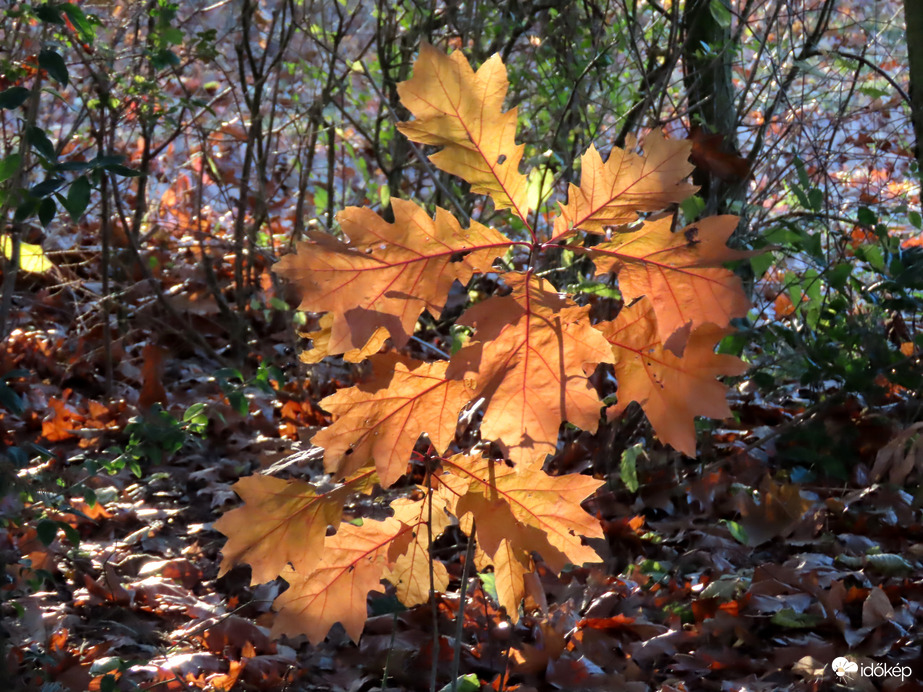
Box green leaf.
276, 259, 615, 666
478, 572, 498, 602
857, 206, 876, 227
37, 519, 58, 546
65, 175, 91, 220
59, 521, 80, 547
183, 402, 207, 422
721, 519, 749, 545
151, 48, 180, 69
214, 367, 244, 383
802, 232, 824, 261
437, 675, 480, 692
807, 188, 823, 212
90, 657, 122, 676
680, 194, 705, 224
859, 244, 886, 272
30, 177, 65, 197
526, 163, 555, 212
228, 391, 249, 416
708, 0, 732, 29
827, 263, 851, 290
313, 187, 328, 214
38, 197, 56, 228
26, 126, 56, 160
620, 443, 642, 493
750, 250, 774, 279
765, 224, 801, 246
269, 297, 289, 311
55, 160, 94, 172
794, 157, 810, 190
34, 4, 64, 24
790, 183, 811, 210
0, 153, 21, 183
60, 3, 96, 44
770, 608, 823, 628
90, 154, 127, 167
909, 211, 921, 230
571, 280, 621, 300
0, 86, 30, 110
859, 86, 889, 100
39, 49, 68, 88
14, 197, 38, 223
161, 27, 184, 46
103, 163, 141, 177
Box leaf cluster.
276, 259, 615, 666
217, 44, 750, 643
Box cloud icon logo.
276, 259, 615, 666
832, 657, 858, 677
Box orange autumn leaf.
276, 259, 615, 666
273, 199, 510, 353
446, 453, 604, 571
272, 518, 412, 644
476, 539, 531, 622
312, 356, 472, 487
773, 292, 796, 318
553, 129, 697, 238
449, 274, 613, 463
299, 313, 388, 364
591, 215, 751, 348
397, 42, 530, 216
42, 396, 85, 442
384, 493, 453, 606
599, 297, 747, 456
214, 470, 375, 585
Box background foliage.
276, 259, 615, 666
1, 1, 921, 690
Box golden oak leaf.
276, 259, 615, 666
449, 274, 612, 463
384, 493, 453, 606
312, 355, 472, 487
433, 459, 474, 536
476, 540, 531, 623
599, 296, 747, 456
446, 453, 604, 571
299, 313, 388, 364
272, 518, 412, 644
591, 215, 751, 347
214, 470, 376, 585
273, 198, 510, 353
433, 466, 471, 512
397, 43, 530, 215
553, 130, 697, 237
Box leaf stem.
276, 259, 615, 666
427, 457, 439, 692
380, 611, 398, 691
410, 334, 451, 360
450, 518, 476, 692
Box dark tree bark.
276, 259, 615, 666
904, 0, 923, 176
682, 0, 738, 217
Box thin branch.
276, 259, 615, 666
830, 49, 912, 108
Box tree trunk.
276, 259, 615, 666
682, 0, 739, 217
904, 0, 923, 176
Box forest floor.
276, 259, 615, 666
3, 274, 923, 692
